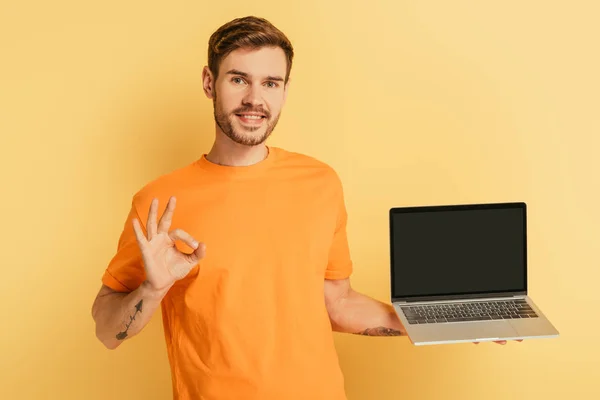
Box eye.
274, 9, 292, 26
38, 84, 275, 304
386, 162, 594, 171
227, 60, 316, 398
265, 81, 279, 88
232, 77, 246, 85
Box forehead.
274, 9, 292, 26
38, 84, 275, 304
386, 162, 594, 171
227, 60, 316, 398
219, 46, 287, 79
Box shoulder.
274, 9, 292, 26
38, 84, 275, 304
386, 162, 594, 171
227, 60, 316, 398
273, 146, 342, 185
130, 161, 199, 211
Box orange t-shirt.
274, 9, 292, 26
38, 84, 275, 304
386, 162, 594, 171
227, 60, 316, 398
101, 146, 353, 400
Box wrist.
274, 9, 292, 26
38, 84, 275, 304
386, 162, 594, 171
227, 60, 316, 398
140, 280, 171, 299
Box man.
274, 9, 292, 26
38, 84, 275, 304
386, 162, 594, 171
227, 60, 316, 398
92, 15, 514, 400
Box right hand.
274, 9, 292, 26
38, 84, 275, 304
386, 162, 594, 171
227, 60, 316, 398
132, 196, 206, 291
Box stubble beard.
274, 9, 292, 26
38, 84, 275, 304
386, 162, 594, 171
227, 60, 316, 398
213, 92, 281, 147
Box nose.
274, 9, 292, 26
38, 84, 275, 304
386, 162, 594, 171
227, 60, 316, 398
242, 84, 264, 108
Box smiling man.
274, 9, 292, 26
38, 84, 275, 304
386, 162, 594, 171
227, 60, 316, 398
91, 15, 508, 400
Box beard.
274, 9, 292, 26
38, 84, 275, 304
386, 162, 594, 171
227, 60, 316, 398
213, 92, 281, 146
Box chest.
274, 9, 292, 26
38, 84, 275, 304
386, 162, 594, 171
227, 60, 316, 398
171, 177, 339, 283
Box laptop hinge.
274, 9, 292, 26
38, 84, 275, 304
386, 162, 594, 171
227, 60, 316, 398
392, 291, 527, 304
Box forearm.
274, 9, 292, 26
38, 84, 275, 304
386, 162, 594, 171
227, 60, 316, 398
330, 289, 406, 336
92, 281, 169, 349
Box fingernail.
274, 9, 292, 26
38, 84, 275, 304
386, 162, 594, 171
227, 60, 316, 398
192, 241, 198, 248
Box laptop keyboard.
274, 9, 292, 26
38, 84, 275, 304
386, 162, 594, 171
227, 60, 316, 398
401, 299, 538, 324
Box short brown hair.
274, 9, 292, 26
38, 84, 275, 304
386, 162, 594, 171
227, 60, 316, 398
207, 16, 294, 84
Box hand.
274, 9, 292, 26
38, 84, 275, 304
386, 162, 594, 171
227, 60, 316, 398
473, 339, 523, 345
132, 196, 206, 291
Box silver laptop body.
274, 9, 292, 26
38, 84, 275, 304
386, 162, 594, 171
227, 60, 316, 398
389, 202, 559, 345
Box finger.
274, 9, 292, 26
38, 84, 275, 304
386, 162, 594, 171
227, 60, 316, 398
147, 198, 158, 240
157, 196, 176, 234
132, 218, 148, 249
190, 242, 207, 262
495, 341, 507, 345
182, 242, 207, 265
169, 228, 200, 251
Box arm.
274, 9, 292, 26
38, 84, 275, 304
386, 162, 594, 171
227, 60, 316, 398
324, 278, 406, 336
91, 282, 170, 350
92, 196, 205, 349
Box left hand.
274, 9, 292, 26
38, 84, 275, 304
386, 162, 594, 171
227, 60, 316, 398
473, 339, 523, 345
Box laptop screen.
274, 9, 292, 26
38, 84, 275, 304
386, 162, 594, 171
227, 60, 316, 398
390, 203, 527, 299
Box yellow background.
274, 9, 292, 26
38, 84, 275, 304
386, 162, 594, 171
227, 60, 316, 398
1, 0, 598, 399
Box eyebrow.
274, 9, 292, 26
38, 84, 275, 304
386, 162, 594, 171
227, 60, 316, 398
225, 69, 285, 82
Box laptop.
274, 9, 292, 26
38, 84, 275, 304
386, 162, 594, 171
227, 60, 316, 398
389, 201, 559, 345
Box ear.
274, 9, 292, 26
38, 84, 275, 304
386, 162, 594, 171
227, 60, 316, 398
202, 66, 215, 99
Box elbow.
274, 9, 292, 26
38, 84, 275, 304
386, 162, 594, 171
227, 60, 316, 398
325, 300, 345, 332
324, 278, 353, 331
95, 326, 120, 350
103, 340, 120, 351
328, 316, 343, 332
92, 305, 120, 350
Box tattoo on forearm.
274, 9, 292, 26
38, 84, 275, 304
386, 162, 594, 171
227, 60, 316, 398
355, 327, 402, 336
116, 299, 143, 340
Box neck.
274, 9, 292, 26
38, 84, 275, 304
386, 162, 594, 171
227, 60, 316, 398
206, 132, 269, 167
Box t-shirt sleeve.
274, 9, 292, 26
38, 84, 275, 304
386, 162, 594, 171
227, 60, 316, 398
325, 171, 354, 280
101, 198, 147, 292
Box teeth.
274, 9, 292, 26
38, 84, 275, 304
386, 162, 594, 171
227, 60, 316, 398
240, 115, 263, 120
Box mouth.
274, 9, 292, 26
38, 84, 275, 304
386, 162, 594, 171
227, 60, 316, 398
235, 114, 267, 125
